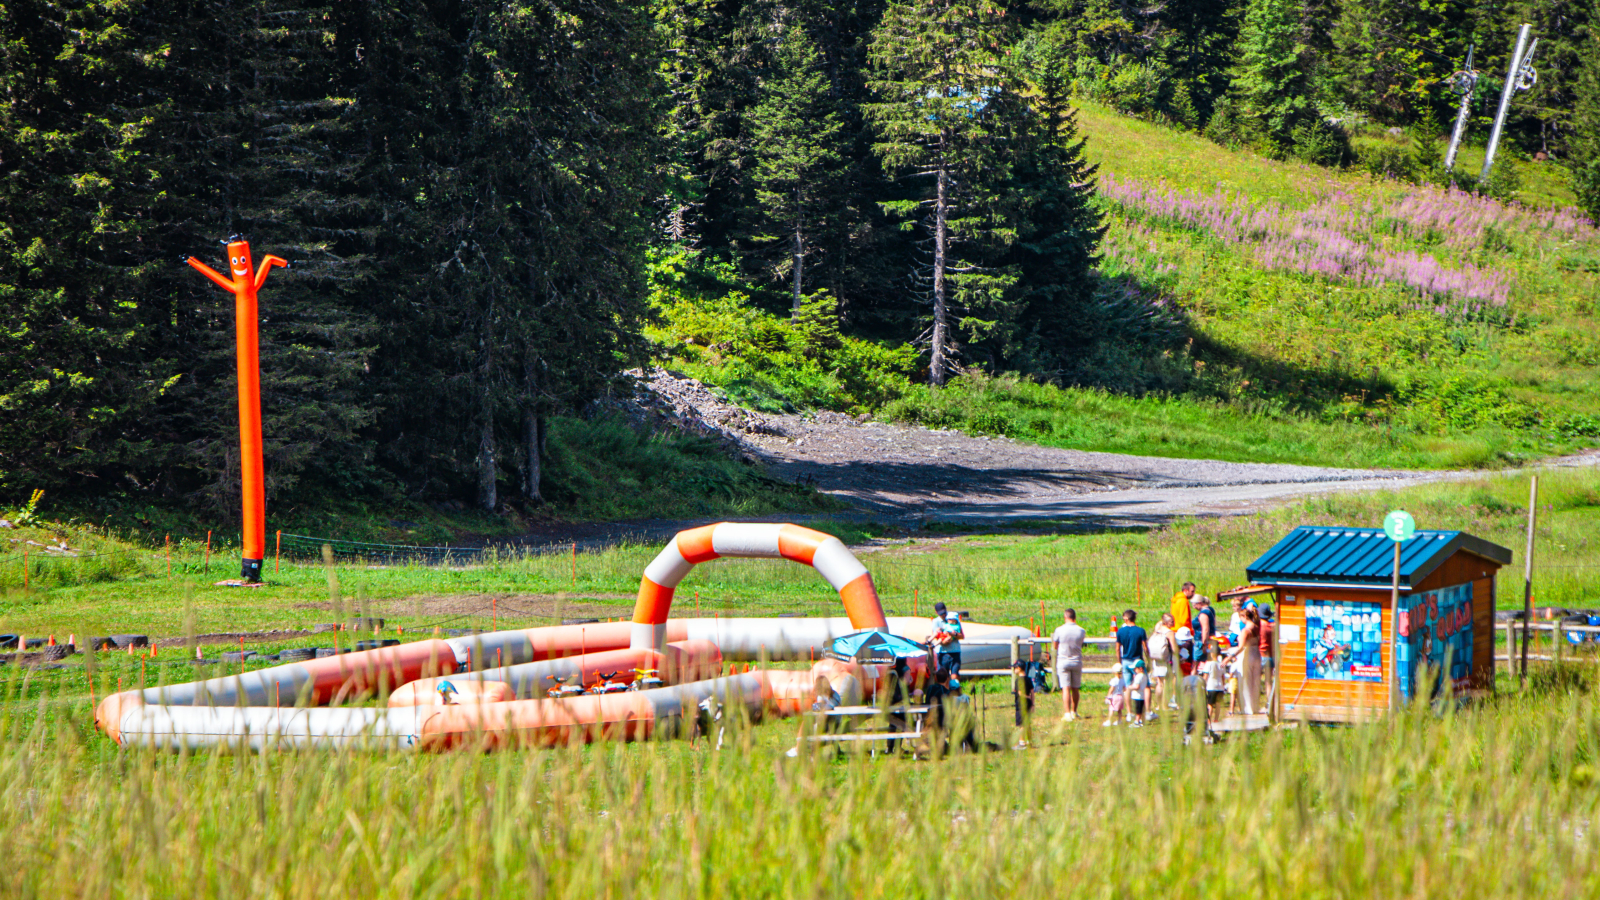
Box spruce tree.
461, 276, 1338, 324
1327, 0, 1465, 126
1571, 2, 1600, 220
865, 0, 1022, 385
747, 23, 848, 317
1160, 0, 1242, 124
1219, 0, 1329, 159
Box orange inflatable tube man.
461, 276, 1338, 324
188, 240, 287, 582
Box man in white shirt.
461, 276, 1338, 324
1051, 608, 1088, 721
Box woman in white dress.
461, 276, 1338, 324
1225, 606, 1262, 715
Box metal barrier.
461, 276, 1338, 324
1495, 621, 1600, 664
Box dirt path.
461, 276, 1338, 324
630, 369, 1600, 530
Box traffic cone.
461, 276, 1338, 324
67, 634, 76, 649
47, 635, 55, 646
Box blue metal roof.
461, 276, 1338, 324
1246, 526, 1512, 589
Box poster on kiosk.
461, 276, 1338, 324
1399, 583, 1474, 700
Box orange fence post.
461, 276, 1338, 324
205, 530, 213, 576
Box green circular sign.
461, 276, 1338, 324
1383, 509, 1416, 542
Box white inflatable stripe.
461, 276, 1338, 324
643, 540, 693, 588
631, 621, 667, 651
811, 537, 868, 591
711, 522, 784, 557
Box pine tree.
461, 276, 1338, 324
865, 0, 1022, 385
1160, 0, 1242, 124
1327, 0, 1466, 126
1001, 41, 1106, 374
747, 22, 848, 316
1219, 0, 1330, 159
1571, 2, 1600, 220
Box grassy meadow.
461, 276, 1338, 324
0, 470, 1598, 895
4, 465, 1597, 639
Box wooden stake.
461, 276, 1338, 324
1521, 475, 1538, 687
205, 530, 212, 575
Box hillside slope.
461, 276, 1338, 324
652, 103, 1600, 471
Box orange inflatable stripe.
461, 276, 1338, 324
777, 525, 823, 565
838, 573, 888, 630
634, 578, 674, 625
677, 524, 719, 564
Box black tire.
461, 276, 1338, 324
220, 650, 256, 663
562, 618, 599, 625
42, 645, 74, 661
278, 648, 316, 662
110, 634, 150, 648
311, 623, 340, 634
347, 617, 384, 632
86, 636, 118, 651
0, 635, 17, 650
354, 639, 401, 652
314, 648, 338, 658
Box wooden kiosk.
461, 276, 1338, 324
1245, 526, 1512, 723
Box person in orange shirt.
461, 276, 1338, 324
1170, 581, 1204, 632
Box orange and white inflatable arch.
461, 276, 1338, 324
631, 523, 888, 651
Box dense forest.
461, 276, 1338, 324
2, 0, 1597, 521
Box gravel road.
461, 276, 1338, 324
742, 413, 1454, 526
625, 369, 1599, 529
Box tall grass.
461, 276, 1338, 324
0, 665, 1595, 896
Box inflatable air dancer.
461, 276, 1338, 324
187, 239, 287, 582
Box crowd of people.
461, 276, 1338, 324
1049, 583, 1276, 731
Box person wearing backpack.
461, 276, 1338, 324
1148, 613, 1180, 715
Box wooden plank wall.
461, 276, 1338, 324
1275, 586, 1392, 718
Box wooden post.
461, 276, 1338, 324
205, 530, 212, 575
1521, 475, 1537, 687
1388, 540, 1401, 712
1554, 620, 1562, 666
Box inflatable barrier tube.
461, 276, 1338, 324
93, 639, 457, 743
631, 524, 888, 653
117, 705, 435, 752
414, 670, 813, 750
389, 640, 723, 706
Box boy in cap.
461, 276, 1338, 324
931, 600, 963, 678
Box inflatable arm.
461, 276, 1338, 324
254, 255, 287, 290
186, 257, 237, 292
